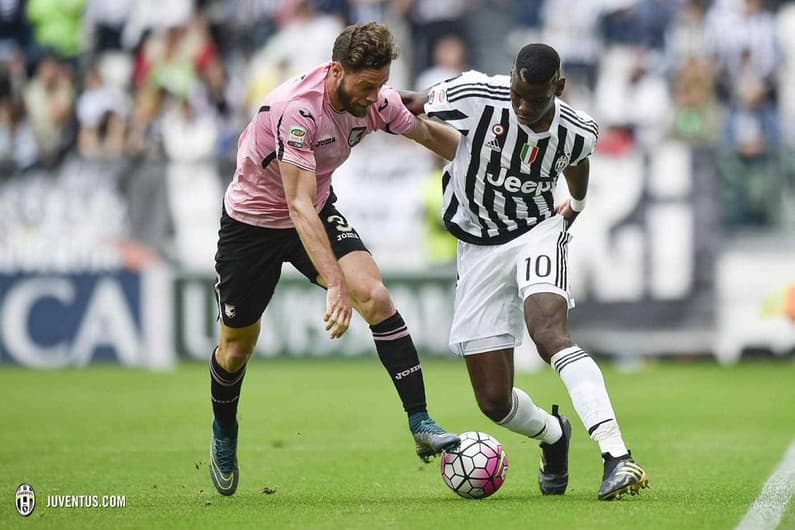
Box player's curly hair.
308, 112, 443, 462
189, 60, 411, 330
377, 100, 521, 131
332, 22, 399, 72
515, 43, 560, 84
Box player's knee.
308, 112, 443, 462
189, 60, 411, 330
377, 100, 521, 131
351, 280, 394, 323
217, 341, 254, 372
530, 325, 571, 362
476, 392, 512, 423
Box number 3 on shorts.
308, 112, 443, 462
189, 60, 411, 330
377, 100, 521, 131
326, 214, 353, 232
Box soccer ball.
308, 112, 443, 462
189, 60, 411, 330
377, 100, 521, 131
440, 431, 508, 499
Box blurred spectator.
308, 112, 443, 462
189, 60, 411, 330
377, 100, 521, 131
25, 0, 85, 61
161, 94, 222, 270
22, 53, 75, 166
537, 0, 612, 94
422, 157, 457, 265
0, 0, 32, 62
245, 0, 343, 113
670, 56, 721, 145
76, 63, 129, 160
204, 0, 281, 59
126, 82, 164, 159
630, 0, 679, 52
722, 47, 779, 157
593, 46, 672, 152
665, 0, 714, 68
121, 0, 194, 52
414, 34, 467, 90
82, 0, 136, 53
707, 0, 778, 82
0, 70, 37, 175
408, 0, 471, 78
602, 0, 678, 52
777, 2, 795, 148
348, 0, 413, 88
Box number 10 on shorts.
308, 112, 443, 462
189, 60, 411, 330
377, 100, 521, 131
524, 255, 552, 281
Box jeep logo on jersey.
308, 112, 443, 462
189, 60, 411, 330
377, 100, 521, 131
15, 483, 35, 517
486, 168, 553, 195
287, 126, 306, 148
347, 127, 366, 147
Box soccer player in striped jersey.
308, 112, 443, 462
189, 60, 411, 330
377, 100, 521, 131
401, 43, 649, 500
208, 22, 460, 496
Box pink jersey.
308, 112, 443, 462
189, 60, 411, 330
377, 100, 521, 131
224, 62, 417, 228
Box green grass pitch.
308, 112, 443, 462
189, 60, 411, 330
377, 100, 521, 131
1, 358, 794, 529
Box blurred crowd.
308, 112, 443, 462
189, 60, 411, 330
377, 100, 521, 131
1, 0, 795, 271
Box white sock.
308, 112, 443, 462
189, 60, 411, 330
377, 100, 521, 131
550, 346, 628, 457
497, 387, 562, 445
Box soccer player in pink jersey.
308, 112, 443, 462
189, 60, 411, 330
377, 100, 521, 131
208, 22, 461, 496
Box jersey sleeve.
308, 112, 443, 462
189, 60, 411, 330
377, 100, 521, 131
423, 70, 492, 134
375, 86, 417, 135
275, 101, 318, 173
570, 109, 599, 166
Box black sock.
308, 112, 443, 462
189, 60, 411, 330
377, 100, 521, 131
209, 348, 246, 430
370, 311, 427, 416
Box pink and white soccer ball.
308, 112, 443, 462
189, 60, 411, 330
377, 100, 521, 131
440, 431, 508, 499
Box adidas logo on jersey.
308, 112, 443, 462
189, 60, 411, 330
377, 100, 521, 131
485, 137, 501, 152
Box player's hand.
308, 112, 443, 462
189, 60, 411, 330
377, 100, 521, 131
555, 199, 580, 229
324, 282, 352, 339
398, 90, 426, 116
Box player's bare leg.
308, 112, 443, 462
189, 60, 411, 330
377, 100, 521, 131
209, 320, 259, 496
525, 292, 648, 500
464, 348, 569, 494
337, 250, 459, 461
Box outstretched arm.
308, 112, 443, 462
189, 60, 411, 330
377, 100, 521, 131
556, 159, 590, 227
404, 117, 460, 160
280, 161, 352, 338
399, 89, 429, 116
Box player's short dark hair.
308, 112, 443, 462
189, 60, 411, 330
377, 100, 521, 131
332, 22, 399, 72
514, 43, 560, 85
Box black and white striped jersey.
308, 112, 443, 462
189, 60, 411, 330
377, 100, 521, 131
424, 70, 599, 245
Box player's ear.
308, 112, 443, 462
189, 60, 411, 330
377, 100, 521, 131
556, 77, 566, 97
330, 61, 343, 78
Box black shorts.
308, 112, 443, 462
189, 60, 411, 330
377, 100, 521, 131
214, 200, 369, 328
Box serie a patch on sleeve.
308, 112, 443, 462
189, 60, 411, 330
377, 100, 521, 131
287, 125, 307, 148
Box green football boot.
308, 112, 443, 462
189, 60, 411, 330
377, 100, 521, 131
209, 420, 239, 496
410, 413, 460, 463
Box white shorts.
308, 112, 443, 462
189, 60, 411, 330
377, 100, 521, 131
449, 215, 574, 356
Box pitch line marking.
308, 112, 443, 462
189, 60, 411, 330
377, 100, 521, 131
736, 439, 795, 530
